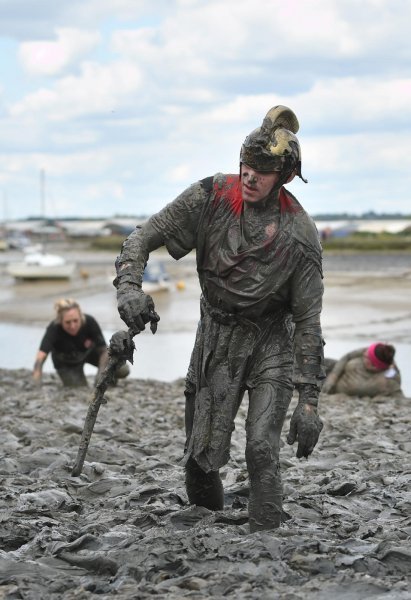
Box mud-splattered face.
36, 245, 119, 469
61, 308, 82, 336
240, 163, 280, 204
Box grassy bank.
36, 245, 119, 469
90, 233, 411, 253
321, 233, 411, 252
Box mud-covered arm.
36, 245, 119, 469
291, 256, 325, 391
114, 182, 207, 332
114, 221, 164, 291
322, 349, 364, 393
114, 181, 207, 289
287, 254, 324, 458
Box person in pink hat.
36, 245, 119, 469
322, 342, 403, 397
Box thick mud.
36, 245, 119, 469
0, 369, 410, 599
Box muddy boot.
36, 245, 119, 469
185, 456, 224, 511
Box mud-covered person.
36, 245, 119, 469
32, 298, 129, 387
114, 106, 325, 532
323, 342, 404, 398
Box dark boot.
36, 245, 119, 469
185, 456, 224, 511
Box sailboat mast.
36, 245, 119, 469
40, 168, 45, 218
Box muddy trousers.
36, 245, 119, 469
184, 382, 292, 532
184, 385, 225, 511
185, 457, 224, 511
246, 382, 292, 532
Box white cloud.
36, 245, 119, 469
299, 78, 411, 126
1, 0, 411, 218
18, 28, 101, 76
168, 163, 191, 182
303, 131, 411, 174
9, 60, 143, 120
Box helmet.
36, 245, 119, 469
240, 105, 307, 182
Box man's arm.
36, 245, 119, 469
114, 222, 165, 334
114, 180, 207, 288
291, 258, 325, 390
287, 254, 325, 458
114, 182, 206, 333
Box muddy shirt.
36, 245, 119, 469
40, 315, 106, 365
117, 174, 325, 470
118, 173, 324, 387
326, 348, 403, 397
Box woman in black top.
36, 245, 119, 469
33, 298, 129, 387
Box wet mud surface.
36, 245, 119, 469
0, 369, 410, 599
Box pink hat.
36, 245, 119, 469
367, 343, 391, 370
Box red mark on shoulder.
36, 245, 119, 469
279, 187, 300, 213
213, 175, 243, 216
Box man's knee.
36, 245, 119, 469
246, 439, 279, 473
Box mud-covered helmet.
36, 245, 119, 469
240, 105, 307, 182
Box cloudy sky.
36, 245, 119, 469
1, 0, 410, 220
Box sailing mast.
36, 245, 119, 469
40, 168, 46, 219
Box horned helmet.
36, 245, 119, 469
240, 105, 307, 183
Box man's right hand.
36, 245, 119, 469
117, 287, 160, 334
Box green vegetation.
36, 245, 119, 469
90, 232, 411, 253
90, 235, 126, 251
321, 232, 411, 252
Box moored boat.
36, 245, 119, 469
7, 251, 76, 280
142, 261, 172, 293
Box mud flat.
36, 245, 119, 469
0, 369, 410, 599
2, 249, 411, 393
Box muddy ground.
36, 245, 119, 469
0, 369, 410, 599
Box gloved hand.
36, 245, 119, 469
109, 330, 136, 363
287, 384, 323, 458
117, 286, 160, 335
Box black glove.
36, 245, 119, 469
117, 286, 160, 335
287, 384, 323, 458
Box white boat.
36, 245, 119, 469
142, 261, 172, 293
7, 251, 76, 280
6, 170, 76, 281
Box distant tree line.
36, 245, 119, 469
20, 211, 411, 223
314, 211, 411, 220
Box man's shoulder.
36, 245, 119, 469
199, 173, 239, 193
282, 188, 322, 252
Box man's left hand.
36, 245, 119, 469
287, 385, 323, 458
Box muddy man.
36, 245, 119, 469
114, 105, 325, 532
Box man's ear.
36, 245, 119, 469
285, 170, 297, 183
